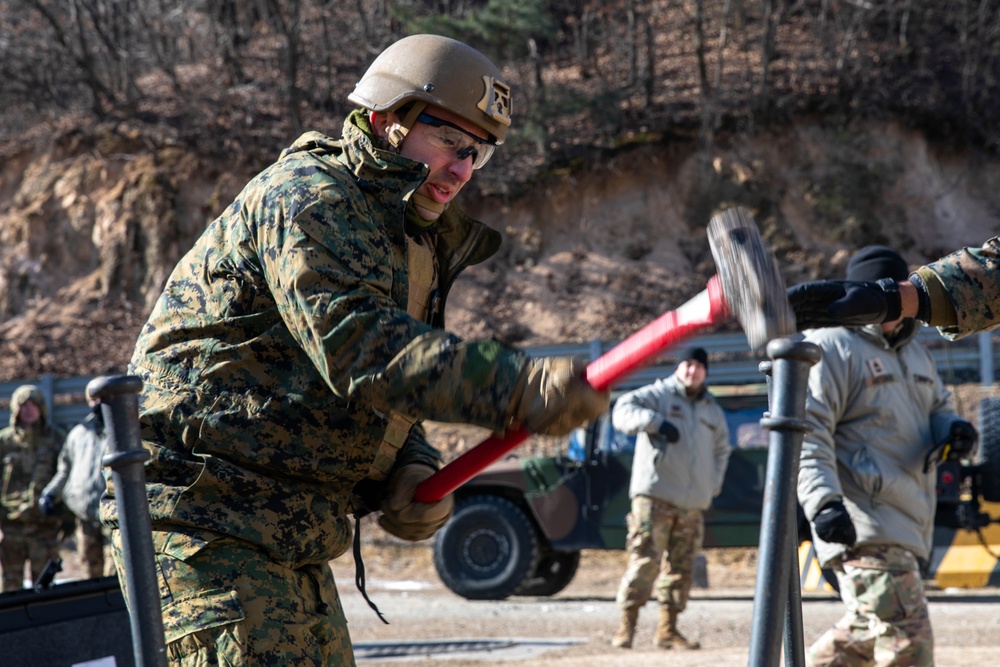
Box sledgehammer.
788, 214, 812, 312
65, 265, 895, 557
414, 207, 795, 503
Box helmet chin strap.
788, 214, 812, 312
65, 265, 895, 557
381, 101, 446, 219
409, 192, 446, 217
387, 102, 426, 149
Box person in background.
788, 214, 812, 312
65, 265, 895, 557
788, 237, 1000, 337
797, 246, 977, 666
0, 384, 64, 590
609, 346, 731, 651
40, 381, 113, 579
103, 33, 608, 666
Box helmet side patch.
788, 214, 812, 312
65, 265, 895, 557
478, 76, 512, 129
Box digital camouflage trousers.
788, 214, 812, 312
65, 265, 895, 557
111, 529, 355, 666
807, 544, 933, 667
615, 495, 704, 612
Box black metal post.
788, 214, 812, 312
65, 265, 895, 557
90, 374, 168, 667
748, 338, 820, 667
760, 357, 809, 667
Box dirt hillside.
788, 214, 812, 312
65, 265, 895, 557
2, 117, 999, 388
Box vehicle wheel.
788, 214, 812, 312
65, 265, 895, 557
514, 550, 581, 597
977, 397, 1000, 502
432, 495, 540, 601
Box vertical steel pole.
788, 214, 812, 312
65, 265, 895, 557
90, 375, 168, 667
748, 338, 820, 667
979, 332, 995, 386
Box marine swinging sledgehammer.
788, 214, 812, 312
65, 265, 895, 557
415, 207, 796, 503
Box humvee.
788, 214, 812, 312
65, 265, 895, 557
432, 392, 1000, 600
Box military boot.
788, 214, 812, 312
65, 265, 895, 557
655, 606, 700, 649
611, 607, 640, 648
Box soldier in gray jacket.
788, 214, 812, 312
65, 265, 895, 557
798, 246, 977, 667
610, 346, 731, 651
40, 383, 110, 579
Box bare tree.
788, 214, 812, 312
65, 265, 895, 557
756, 0, 785, 116
259, 0, 304, 135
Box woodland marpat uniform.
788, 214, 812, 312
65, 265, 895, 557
110, 114, 525, 566
103, 114, 528, 664
916, 236, 1000, 337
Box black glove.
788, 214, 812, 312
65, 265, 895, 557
657, 420, 680, 443
812, 500, 857, 546
924, 419, 978, 472
787, 278, 901, 330
38, 494, 56, 517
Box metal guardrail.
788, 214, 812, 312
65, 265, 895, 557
0, 330, 996, 429
529, 329, 999, 391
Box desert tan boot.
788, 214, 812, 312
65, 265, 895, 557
611, 607, 640, 648
655, 606, 701, 649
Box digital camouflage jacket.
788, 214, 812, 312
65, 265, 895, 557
0, 385, 64, 525
107, 113, 528, 568
917, 235, 1000, 338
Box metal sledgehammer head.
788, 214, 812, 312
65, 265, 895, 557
708, 207, 796, 351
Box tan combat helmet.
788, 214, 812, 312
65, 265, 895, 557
348, 34, 512, 149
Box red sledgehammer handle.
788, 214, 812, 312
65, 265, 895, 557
414, 275, 730, 503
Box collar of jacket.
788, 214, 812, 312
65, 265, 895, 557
280, 112, 428, 232
339, 110, 502, 283
279, 112, 502, 315
856, 318, 919, 351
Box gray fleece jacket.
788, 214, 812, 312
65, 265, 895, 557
612, 374, 731, 511
798, 321, 962, 567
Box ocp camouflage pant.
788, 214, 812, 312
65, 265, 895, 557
111, 530, 355, 666
77, 518, 108, 579
806, 544, 933, 667
0, 520, 60, 591
615, 495, 704, 612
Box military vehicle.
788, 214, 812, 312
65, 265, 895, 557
432, 392, 1000, 600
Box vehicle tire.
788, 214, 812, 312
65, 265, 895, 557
514, 549, 581, 597
977, 397, 1000, 502
432, 495, 540, 601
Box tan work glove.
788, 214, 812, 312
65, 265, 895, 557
508, 356, 610, 436
378, 464, 454, 542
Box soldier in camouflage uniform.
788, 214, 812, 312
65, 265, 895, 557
609, 347, 731, 650
102, 34, 608, 666
0, 384, 64, 591
789, 237, 1000, 338
797, 247, 977, 667
40, 383, 113, 579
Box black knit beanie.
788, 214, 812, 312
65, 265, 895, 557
677, 345, 709, 370
845, 245, 909, 282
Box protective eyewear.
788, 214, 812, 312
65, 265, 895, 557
416, 112, 496, 169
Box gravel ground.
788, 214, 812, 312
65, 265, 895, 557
331, 543, 1000, 667
48, 535, 1000, 666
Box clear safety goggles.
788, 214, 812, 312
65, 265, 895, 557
415, 112, 497, 170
